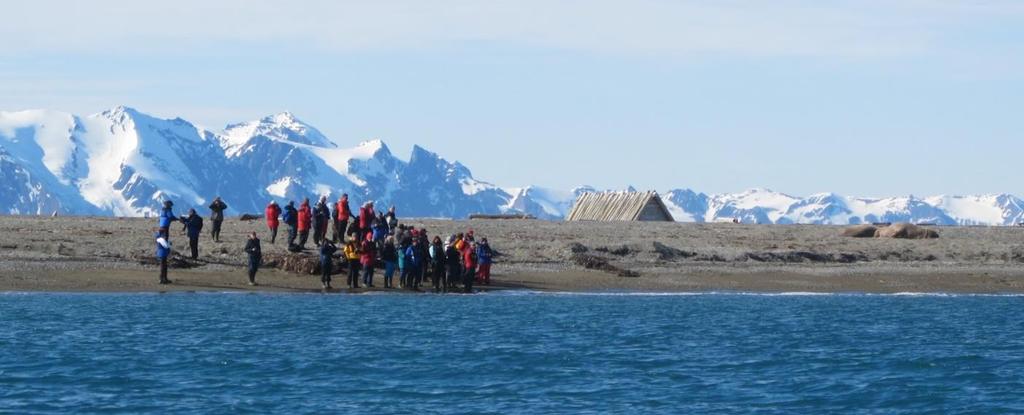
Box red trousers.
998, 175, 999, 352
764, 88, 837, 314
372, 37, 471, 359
476, 263, 491, 284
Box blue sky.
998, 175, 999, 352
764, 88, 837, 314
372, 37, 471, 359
3, 0, 1024, 196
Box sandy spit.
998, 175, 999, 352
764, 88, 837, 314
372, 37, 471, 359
1, 216, 1023, 294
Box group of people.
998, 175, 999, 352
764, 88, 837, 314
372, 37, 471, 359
263, 194, 395, 252
321, 224, 493, 293
264, 194, 494, 293
153, 194, 495, 293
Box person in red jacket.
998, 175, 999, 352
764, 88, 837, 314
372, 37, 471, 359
360, 232, 377, 287
461, 242, 477, 293
297, 198, 312, 249
334, 194, 354, 243
265, 201, 281, 244
357, 201, 374, 241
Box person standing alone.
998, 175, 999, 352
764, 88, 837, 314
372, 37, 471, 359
265, 201, 281, 244
208, 197, 228, 243
182, 208, 204, 260
244, 232, 262, 286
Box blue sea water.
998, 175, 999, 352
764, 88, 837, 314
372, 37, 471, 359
2, 292, 1024, 414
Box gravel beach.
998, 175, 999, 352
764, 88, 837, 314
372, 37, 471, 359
1, 216, 1023, 293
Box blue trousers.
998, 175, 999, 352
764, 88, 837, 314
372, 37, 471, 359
383, 261, 396, 287
362, 265, 375, 286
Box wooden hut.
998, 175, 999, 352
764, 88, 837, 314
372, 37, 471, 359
566, 191, 675, 222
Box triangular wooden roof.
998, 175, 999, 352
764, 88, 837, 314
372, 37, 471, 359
566, 191, 675, 221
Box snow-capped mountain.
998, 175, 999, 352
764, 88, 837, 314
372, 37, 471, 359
2, 106, 1023, 226
0, 107, 522, 218
660, 188, 1024, 226
503, 186, 596, 220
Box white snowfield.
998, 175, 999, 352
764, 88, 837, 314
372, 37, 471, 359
1, 106, 1022, 226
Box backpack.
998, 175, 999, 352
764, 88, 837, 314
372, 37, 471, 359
282, 209, 294, 224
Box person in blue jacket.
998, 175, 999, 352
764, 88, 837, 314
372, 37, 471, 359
155, 229, 172, 284
283, 201, 298, 249
182, 209, 204, 260
476, 237, 494, 285
404, 239, 422, 290
158, 200, 177, 240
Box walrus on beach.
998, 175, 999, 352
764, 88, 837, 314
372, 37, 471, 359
875, 223, 939, 239
841, 223, 939, 239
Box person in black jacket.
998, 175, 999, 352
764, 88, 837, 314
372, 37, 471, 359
283, 201, 298, 248
209, 197, 228, 242
244, 232, 262, 286
445, 236, 462, 291
182, 209, 204, 260
430, 236, 446, 293
319, 240, 338, 290
417, 229, 430, 286
312, 196, 331, 247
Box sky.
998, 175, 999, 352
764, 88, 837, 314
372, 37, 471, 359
2, 0, 1024, 197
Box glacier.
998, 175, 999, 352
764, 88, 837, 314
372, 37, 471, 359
2, 106, 1023, 226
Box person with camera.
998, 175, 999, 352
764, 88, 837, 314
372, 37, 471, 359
208, 196, 228, 243
244, 232, 262, 286
182, 208, 204, 260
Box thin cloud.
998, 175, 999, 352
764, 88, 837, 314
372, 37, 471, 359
2, 0, 1022, 59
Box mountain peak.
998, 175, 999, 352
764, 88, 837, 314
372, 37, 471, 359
223, 111, 334, 150
106, 105, 139, 115
100, 105, 144, 123
358, 138, 384, 149
265, 111, 299, 124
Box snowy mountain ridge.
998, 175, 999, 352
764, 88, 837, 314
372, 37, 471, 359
1, 106, 1022, 226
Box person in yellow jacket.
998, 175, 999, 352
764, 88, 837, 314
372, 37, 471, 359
454, 233, 465, 251
344, 239, 362, 289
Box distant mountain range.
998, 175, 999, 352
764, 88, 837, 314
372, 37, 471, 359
2, 106, 1022, 226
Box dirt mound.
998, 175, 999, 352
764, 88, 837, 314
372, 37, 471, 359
842, 225, 878, 238
651, 242, 697, 261
743, 251, 868, 263
595, 245, 634, 256
569, 253, 639, 277
876, 223, 939, 239
565, 242, 589, 254
263, 253, 342, 275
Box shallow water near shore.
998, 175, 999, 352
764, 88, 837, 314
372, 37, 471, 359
2, 293, 1023, 413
